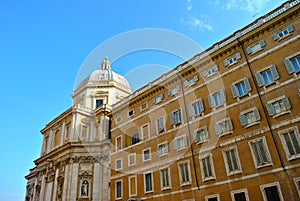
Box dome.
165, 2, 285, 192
77, 57, 131, 89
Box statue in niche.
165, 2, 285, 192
81, 180, 89, 197
57, 183, 63, 198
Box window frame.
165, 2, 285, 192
144, 171, 154, 193
272, 24, 294, 41
115, 136, 122, 152
231, 77, 252, 99
215, 118, 233, 136
174, 135, 189, 151
128, 109, 135, 117
142, 147, 152, 162
208, 89, 226, 108
178, 160, 192, 186
128, 153, 136, 167
95, 99, 104, 109
199, 153, 216, 181
185, 75, 199, 87
115, 180, 123, 200
160, 167, 172, 190
255, 65, 280, 87
266, 96, 292, 118
202, 65, 219, 78
278, 126, 300, 161
128, 175, 137, 196
140, 101, 148, 111
222, 145, 242, 175
194, 127, 209, 144
156, 116, 165, 134
115, 158, 123, 171
246, 39, 266, 55
284, 52, 300, 75
260, 182, 284, 201
224, 52, 241, 67
239, 107, 261, 127
141, 123, 150, 140
205, 194, 220, 201
248, 137, 272, 169
157, 141, 169, 157
152, 93, 164, 104
188, 98, 204, 117
168, 85, 181, 96
170, 108, 183, 125
293, 177, 300, 198
230, 188, 250, 201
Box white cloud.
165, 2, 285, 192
186, 0, 193, 11
181, 16, 213, 31
211, 0, 271, 13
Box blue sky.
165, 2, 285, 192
0, 0, 287, 200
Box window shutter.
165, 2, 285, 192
194, 75, 199, 82
157, 146, 160, 155
168, 90, 171, 96
208, 94, 215, 108
266, 103, 275, 116
176, 85, 181, 92
251, 142, 261, 165
255, 72, 264, 86
259, 39, 266, 47
230, 83, 239, 98
224, 59, 230, 66
253, 108, 261, 121
246, 47, 252, 54
202, 70, 209, 77
244, 77, 252, 92
282, 97, 292, 110
188, 104, 195, 117
214, 123, 222, 135
272, 33, 279, 40
152, 98, 156, 104
213, 65, 219, 71
287, 24, 294, 33
221, 89, 226, 104
160, 93, 164, 100
185, 136, 189, 147
258, 140, 269, 163
174, 140, 178, 150
227, 119, 233, 131
170, 113, 175, 125
284, 59, 295, 74
235, 52, 241, 60
204, 127, 209, 138
184, 81, 189, 87
178, 109, 182, 123
166, 143, 169, 153
199, 98, 204, 113
270, 65, 280, 80
239, 114, 247, 126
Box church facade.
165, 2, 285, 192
26, 1, 300, 201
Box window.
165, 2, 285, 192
185, 75, 199, 87
255, 65, 280, 87
128, 153, 136, 166
115, 158, 122, 170
202, 65, 219, 78
141, 124, 150, 140
208, 89, 226, 108
157, 142, 169, 156
231, 78, 251, 98
205, 195, 220, 201
143, 148, 151, 161
115, 136, 122, 151
95, 99, 103, 108
170, 109, 182, 125
160, 168, 171, 189
279, 127, 300, 160
115, 116, 122, 123
249, 137, 272, 168
223, 146, 242, 175
128, 110, 134, 117
273, 24, 294, 41
266, 96, 291, 117
224, 52, 241, 66
188, 99, 204, 117
132, 133, 140, 145
168, 85, 180, 96
231, 189, 249, 201
215, 119, 233, 135
246, 40, 266, 54
115, 180, 122, 199
54, 130, 61, 147
174, 135, 188, 150
239, 108, 261, 127
200, 154, 215, 181
156, 116, 165, 133
260, 182, 283, 201
293, 177, 300, 198
284, 55, 300, 74
144, 172, 153, 193
194, 127, 209, 143
128, 176, 137, 196
140, 102, 148, 111
152, 93, 164, 104
178, 161, 191, 185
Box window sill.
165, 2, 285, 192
180, 182, 192, 187
277, 33, 292, 41
244, 121, 260, 128
157, 153, 169, 157
196, 140, 209, 145
203, 177, 216, 182
250, 47, 263, 55
192, 113, 204, 119
256, 163, 272, 169
161, 187, 172, 191
175, 147, 188, 152
227, 170, 242, 176
287, 154, 300, 161
145, 190, 154, 194
237, 93, 251, 101
218, 131, 233, 137
272, 110, 291, 118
